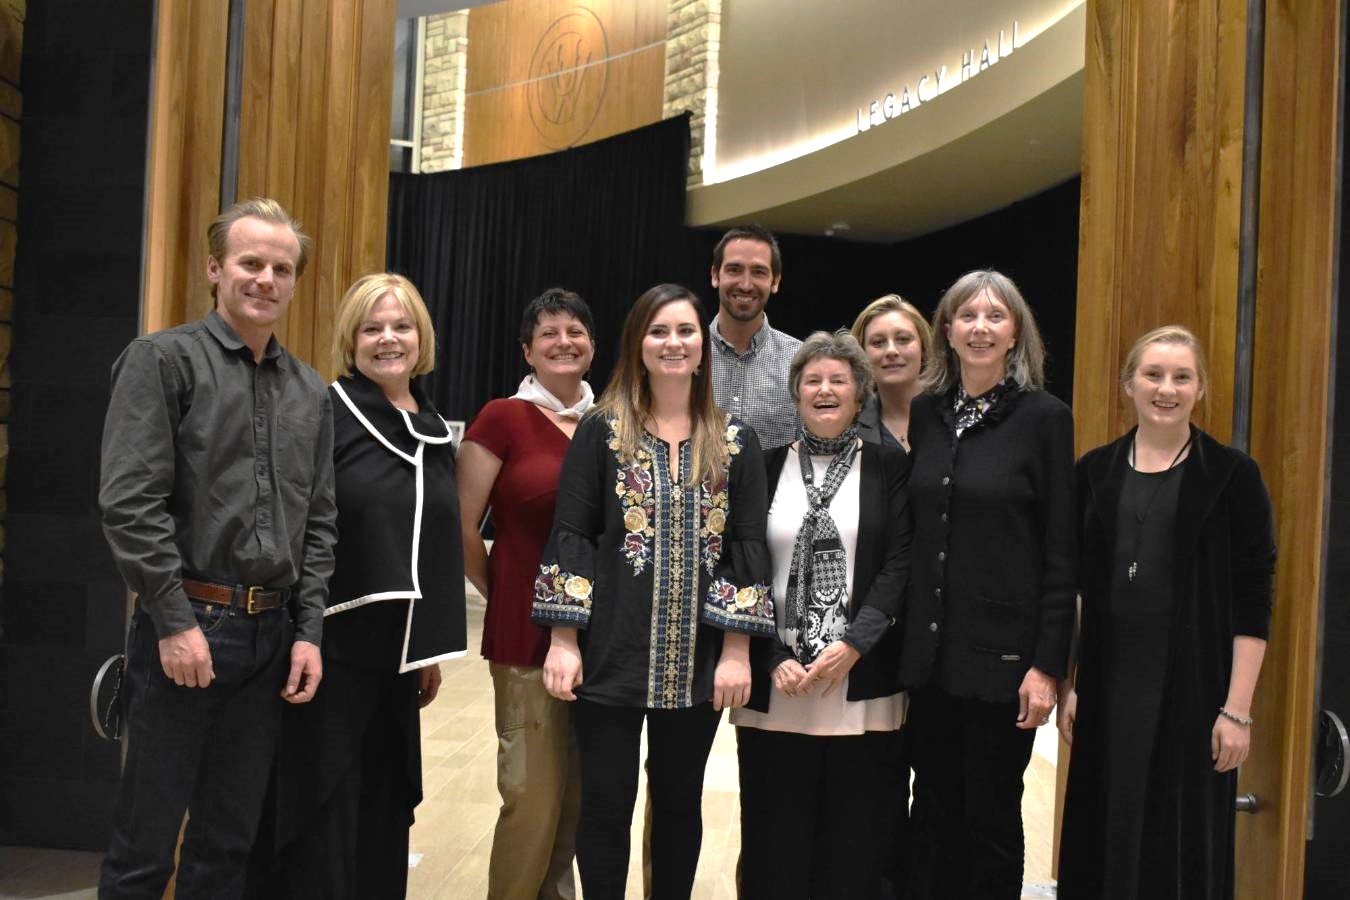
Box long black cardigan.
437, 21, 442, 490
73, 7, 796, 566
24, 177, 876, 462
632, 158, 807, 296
900, 387, 1077, 702
1058, 426, 1275, 899
746, 441, 913, 712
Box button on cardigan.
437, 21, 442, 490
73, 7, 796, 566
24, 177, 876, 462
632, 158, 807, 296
900, 387, 1077, 703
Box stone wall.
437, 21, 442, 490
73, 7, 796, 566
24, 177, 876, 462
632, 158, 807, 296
663, 0, 719, 184
419, 10, 468, 173
0, 0, 21, 598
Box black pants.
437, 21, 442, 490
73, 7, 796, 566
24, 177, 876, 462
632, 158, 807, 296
100, 604, 291, 899
251, 660, 420, 900
737, 726, 900, 899
571, 699, 721, 900
906, 687, 1036, 900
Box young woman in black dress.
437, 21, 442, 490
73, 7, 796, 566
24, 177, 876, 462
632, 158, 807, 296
1057, 325, 1275, 899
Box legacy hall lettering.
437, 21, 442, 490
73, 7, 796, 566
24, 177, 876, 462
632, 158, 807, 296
856, 21, 1021, 131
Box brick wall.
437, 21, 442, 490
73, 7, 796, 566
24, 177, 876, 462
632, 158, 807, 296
419, 10, 468, 173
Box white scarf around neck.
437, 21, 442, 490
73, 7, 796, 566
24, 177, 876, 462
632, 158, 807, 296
512, 374, 595, 420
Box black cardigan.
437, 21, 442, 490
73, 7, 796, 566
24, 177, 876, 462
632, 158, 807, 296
900, 387, 1076, 702
746, 441, 913, 711
1058, 426, 1275, 897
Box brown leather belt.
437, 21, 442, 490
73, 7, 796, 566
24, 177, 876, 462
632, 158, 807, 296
182, 578, 287, 615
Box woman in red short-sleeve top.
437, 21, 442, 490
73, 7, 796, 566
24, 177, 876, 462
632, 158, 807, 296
458, 288, 596, 900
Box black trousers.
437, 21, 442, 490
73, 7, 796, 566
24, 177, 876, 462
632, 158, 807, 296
251, 660, 420, 900
100, 604, 291, 900
571, 699, 721, 900
906, 687, 1036, 900
737, 725, 902, 900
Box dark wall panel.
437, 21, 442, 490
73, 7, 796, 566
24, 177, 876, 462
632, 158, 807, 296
0, 0, 152, 850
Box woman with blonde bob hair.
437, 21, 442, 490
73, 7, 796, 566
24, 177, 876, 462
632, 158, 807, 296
851, 293, 932, 452
255, 272, 465, 899
1058, 326, 1274, 900
533, 283, 775, 899
901, 269, 1075, 898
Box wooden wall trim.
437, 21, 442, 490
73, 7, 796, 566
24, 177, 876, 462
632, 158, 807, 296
1073, 0, 1248, 453
1238, 0, 1343, 896
144, 0, 395, 380
238, 0, 396, 379
142, 0, 228, 335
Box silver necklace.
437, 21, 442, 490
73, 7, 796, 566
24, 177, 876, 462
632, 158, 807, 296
1126, 434, 1191, 582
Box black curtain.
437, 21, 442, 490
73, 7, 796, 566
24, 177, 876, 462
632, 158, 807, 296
679, 177, 1081, 402
387, 114, 691, 421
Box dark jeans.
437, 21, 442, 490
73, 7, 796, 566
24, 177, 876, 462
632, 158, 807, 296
906, 687, 1036, 900
99, 603, 292, 900
571, 699, 721, 900
737, 725, 901, 900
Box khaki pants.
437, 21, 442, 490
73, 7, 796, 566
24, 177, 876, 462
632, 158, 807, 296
487, 663, 581, 900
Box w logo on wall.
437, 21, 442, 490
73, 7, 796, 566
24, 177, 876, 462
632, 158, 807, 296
527, 8, 610, 149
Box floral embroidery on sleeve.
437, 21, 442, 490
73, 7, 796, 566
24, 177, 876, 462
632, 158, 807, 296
532, 563, 593, 624
704, 577, 775, 635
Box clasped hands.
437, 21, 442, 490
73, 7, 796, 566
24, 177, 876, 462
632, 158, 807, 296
772, 640, 861, 698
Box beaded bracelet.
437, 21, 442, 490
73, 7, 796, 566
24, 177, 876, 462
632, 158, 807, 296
1218, 706, 1254, 727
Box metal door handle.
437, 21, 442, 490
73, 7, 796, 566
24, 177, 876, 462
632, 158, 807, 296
1316, 709, 1349, 798
1235, 793, 1259, 813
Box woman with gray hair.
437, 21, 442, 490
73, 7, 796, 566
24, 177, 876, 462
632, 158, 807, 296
901, 270, 1075, 898
732, 330, 913, 898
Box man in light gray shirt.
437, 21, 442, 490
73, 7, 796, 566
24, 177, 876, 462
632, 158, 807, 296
708, 225, 802, 449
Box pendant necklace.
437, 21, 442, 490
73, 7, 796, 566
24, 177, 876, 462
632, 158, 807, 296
1126, 433, 1192, 582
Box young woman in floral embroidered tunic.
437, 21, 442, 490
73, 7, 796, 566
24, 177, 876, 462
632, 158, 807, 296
532, 284, 775, 900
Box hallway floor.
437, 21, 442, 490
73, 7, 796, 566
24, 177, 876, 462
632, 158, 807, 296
0, 592, 1060, 899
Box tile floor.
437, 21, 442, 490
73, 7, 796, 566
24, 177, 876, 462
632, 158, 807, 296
0, 591, 1061, 899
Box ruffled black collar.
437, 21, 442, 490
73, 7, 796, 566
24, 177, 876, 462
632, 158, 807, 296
332, 371, 452, 462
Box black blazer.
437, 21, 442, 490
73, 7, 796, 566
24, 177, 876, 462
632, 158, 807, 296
900, 387, 1076, 703
746, 441, 912, 711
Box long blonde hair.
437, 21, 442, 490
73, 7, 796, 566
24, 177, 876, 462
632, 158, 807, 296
597, 284, 727, 486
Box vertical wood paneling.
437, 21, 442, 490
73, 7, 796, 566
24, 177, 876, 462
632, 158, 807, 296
1236, 1, 1342, 896
142, 1, 228, 334
146, 0, 395, 375
1074, 0, 1246, 453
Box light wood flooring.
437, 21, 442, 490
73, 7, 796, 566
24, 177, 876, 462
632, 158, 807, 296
0, 591, 1061, 899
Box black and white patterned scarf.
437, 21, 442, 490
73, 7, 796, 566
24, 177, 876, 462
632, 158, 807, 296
784, 424, 860, 664
952, 378, 1014, 437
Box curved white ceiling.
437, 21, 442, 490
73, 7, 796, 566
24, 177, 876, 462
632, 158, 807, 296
688, 3, 1086, 242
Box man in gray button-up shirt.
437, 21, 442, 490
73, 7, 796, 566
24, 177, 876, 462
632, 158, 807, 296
708, 225, 802, 450
98, 198, 338, 898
